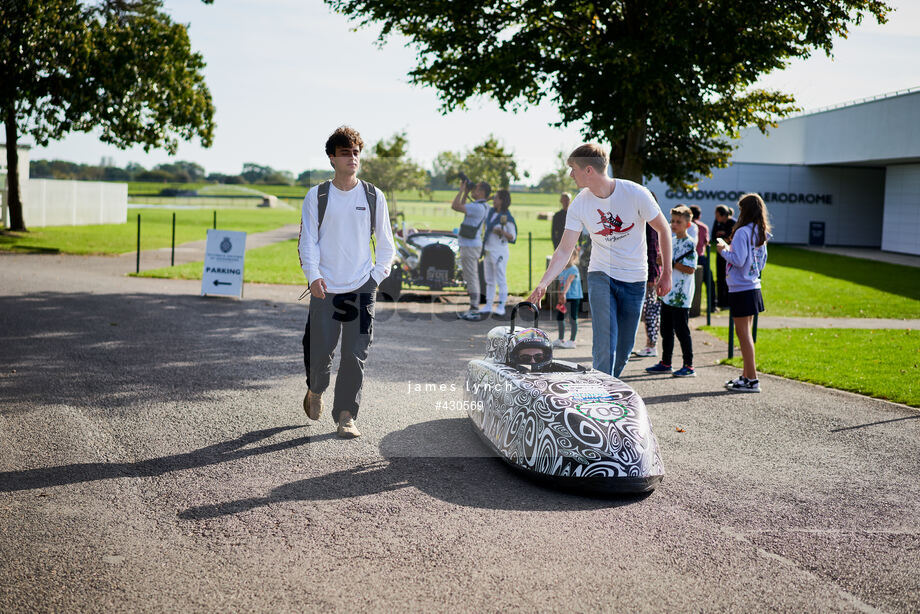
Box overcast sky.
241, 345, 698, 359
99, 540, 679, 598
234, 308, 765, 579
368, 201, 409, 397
29, 0, 920, 180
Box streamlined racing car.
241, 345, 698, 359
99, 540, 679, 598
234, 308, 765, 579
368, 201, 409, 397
464, 303, 664, 494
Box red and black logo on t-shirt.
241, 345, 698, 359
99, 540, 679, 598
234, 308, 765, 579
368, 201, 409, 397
594, 209, 634, 237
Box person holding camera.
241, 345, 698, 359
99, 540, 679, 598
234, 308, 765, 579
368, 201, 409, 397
451, 176, 491, 320
481, 189, 517, 317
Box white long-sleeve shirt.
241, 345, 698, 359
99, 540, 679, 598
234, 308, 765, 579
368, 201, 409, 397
298, 180, 395, 293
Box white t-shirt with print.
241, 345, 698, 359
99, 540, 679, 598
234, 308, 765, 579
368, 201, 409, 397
564, 179, 662, 283
661, 234, 698, 308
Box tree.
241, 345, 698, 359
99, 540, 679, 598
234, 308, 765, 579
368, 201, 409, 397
431, 136, 520, 192
154, 161, 206, 182
536, 151, 577, 193
430, 150, 463, 190
240, 163, 273, 184
0, 0, 214, 231
297, 169, 334, 186
460, 136, 520, 190
358, 132, 429, 206
325, 0, 889, 188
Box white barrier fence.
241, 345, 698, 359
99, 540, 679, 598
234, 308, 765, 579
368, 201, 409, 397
1, 179, 128, 228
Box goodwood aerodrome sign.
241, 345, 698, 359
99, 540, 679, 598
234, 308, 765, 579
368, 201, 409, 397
664, 189, 833, 205
201, 229, 247, 298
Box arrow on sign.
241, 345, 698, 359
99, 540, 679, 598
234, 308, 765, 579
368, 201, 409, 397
213, 280, 232, 286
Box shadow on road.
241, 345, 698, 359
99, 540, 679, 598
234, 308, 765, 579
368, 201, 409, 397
830, 414, 920, 432
178, 418, 649, 518
0, 291, 305, 414
0, 425, 314, 492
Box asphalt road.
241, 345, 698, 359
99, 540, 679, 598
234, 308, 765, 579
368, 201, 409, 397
1, 253, 918, 613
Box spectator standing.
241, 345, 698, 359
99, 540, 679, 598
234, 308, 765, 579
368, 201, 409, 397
717, 193, 772, 393
552, 192, 571, 248
689, 205, 710, 264
646, 205, 698, 377
689, 204, 710, 315
553, 248, 582, 348
451, 178, 491, 320
481, 189, 517, 317
711, 204, 736, 309
634, 222, 662, 357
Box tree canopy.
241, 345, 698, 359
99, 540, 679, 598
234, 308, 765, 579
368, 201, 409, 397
432, 136, 520, 191
358, 132, 429, 205
325, 0, 890, 187
536, 151, 577, 194
0, 0, 215, 231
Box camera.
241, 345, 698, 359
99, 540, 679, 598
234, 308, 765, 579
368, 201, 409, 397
457, 171, 472, 186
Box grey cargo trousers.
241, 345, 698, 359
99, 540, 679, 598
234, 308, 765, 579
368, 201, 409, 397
302, 277, 377, 422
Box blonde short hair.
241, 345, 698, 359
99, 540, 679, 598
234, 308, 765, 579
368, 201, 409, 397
670, 205, 692, 221
567, 143, 608, 173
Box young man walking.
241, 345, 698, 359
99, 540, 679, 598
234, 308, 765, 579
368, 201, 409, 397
451, 178, 490, 320
298, 126, 395, 438
527, 144, 672, 377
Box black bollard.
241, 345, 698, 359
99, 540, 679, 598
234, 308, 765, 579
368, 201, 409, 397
171, 212, 176, 267
703, 245, 712, 326
136, 213, 141, 274
727, 311, 734, 360
528, 231, 532, 290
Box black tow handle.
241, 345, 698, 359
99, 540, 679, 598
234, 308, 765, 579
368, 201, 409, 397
510, 301, 539, 333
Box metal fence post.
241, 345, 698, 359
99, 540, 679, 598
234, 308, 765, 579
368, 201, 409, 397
213, 210, 216, 230
705, 245, 712, 326
753, 312, 758, 343
727, 312, 734, 359
135, 213, 141, 274
171, 212, 176, 267
528, 232, 532, 290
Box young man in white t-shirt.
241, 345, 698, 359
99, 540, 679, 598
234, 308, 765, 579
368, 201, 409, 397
528, 143, 673, 377
298, 126, 395, 438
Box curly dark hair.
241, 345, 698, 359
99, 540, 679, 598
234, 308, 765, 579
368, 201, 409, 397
325, 125, 364, 156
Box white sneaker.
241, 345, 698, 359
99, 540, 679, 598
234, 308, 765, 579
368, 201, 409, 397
552, 339, 564, 348
559, 340, 576, 349
634, 346, 657, 358
458, 308, 479, 320
493, 305, 506, 316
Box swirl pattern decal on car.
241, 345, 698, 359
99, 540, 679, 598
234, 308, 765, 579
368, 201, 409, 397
466, 326, 664, 493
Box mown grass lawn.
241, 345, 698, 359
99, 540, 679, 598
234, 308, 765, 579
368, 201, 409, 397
756, 246, 920, 318
130, 211, 920, 319
135, 239, 306, 285
134, 213, 557, 295
702, 327, 919, 408
0, 208, 300, 255
699, 245, 920, 319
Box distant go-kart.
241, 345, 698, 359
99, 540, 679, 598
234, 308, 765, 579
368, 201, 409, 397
379, 228, 484, 303
464, 302, 665, 494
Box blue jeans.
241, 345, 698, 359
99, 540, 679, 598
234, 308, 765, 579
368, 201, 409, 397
587, 272, 646, 377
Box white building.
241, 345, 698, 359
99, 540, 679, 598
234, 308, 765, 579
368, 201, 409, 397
1, 143, 127, 229
647, 88, 920, 256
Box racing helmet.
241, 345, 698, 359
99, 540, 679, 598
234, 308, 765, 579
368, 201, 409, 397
508, 328, 553, 371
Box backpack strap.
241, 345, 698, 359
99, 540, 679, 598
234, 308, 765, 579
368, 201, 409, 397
316, 179, 378, 242
361, 180, 377, 237
316, 181, 331, 231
